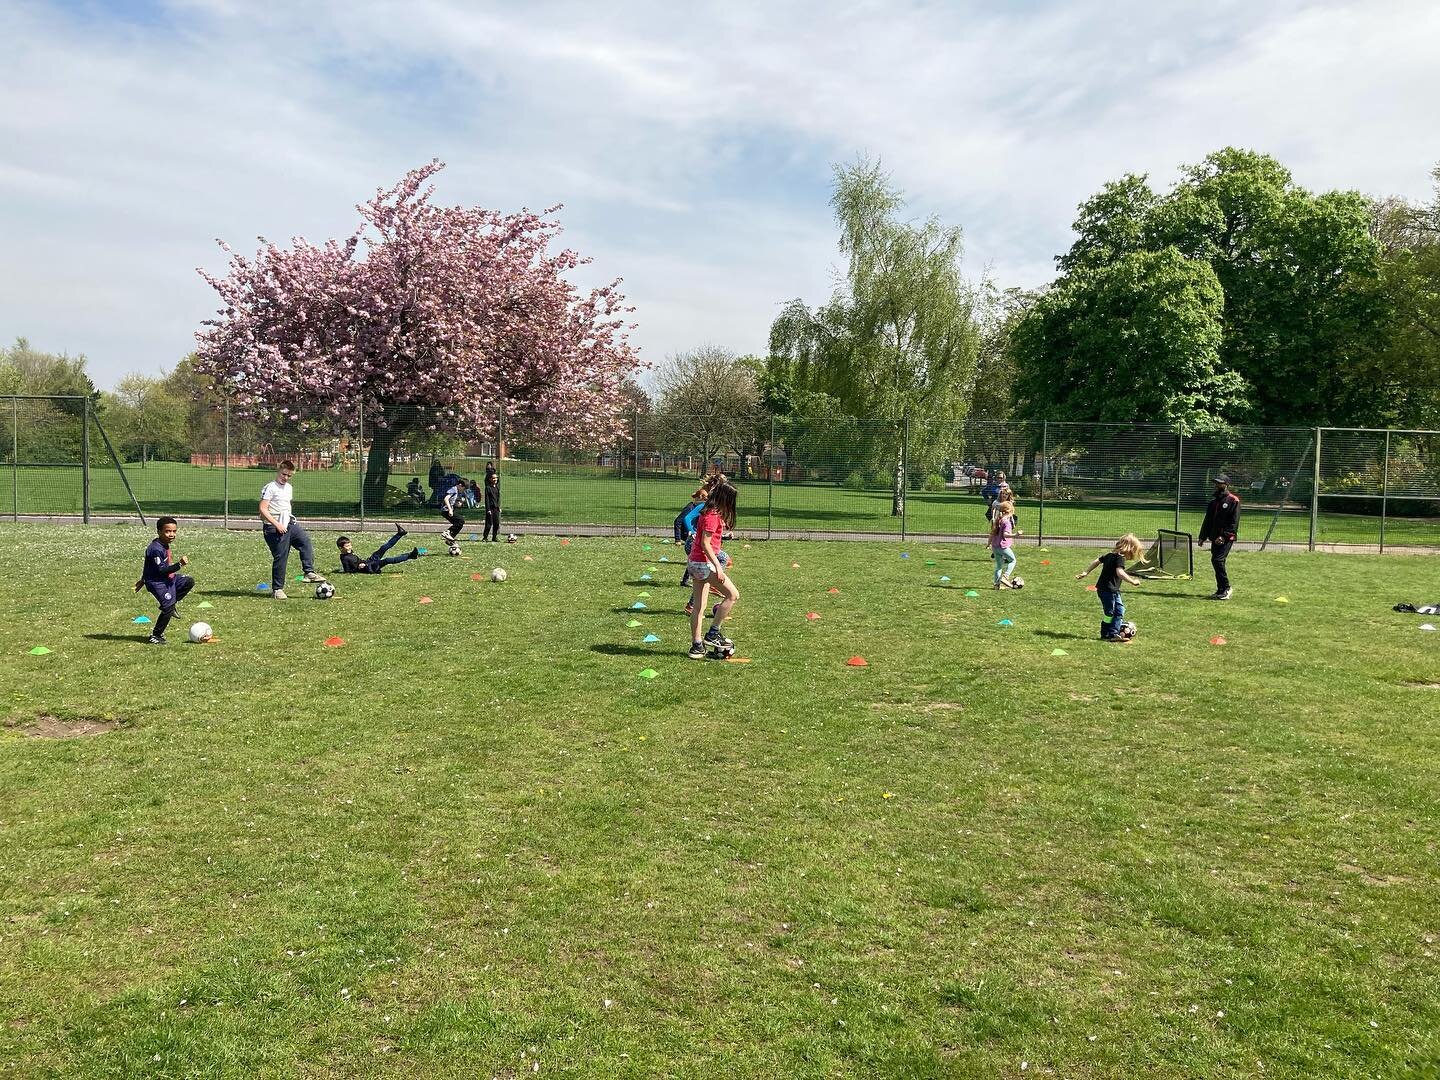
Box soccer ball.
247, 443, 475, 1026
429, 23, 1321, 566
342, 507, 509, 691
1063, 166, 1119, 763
491, 567, 507, 582
447, 543, 462, 557
1119, 620, 1137, 640
1011, 577, 1025, 590
314, 582, 336, 600
188, 621, 213, 643
506, 533, 518, 543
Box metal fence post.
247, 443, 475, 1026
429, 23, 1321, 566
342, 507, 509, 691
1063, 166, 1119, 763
1309, 427, 1322, 552
767, 414, 775, 541
1038, 420, 1047, 546
12, 397, 18, 523
1380, 429, 1390, 553
81, 396, 91, 524
1175, 430, 1184, 532
223, 401, 230, 528
357, 404, 366, 529
901, 414, 909, 540
632, 407, 639, 536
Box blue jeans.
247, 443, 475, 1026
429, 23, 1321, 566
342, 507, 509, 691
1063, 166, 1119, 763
1098, 589, 1125, 638
993, 546, 1016, 584
263, 521, 316, 591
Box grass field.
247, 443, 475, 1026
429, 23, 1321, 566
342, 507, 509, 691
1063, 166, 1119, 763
5, 460, 1440, 548
2, 523, 1439, 1077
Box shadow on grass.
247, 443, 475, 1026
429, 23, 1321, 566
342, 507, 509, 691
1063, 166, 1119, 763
610, 607, 667, 616
590, 643, 665, 657
1031, 629, 1089, 640
203, 589, 278, 598
926, 584, 991, 591
83, 633, 151, 644
1136, 591, 1213, 601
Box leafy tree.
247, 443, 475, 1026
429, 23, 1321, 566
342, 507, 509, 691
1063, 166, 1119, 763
967, 284, 1033, 422
1013, 249, 1244, 432
194, 161, 639, 505
770, 158, 980, 514
101, 373, 189, 464
652, 346, 761, 477
0, 338, 96, 464
1019, 148, 1388, 427
1362, 166, 1440, 427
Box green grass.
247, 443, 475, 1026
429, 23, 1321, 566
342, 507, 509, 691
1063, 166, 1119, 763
2, 524, 1439, 1077
5, 460, 1440, 547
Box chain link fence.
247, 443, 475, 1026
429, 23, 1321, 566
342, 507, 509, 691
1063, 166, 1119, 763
5, 396, 1439, 549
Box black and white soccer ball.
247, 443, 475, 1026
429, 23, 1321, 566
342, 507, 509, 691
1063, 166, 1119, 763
1118, 620, 1137, 640
1011, 576, 1025, 590
314, 581, 336, 600
490, 567, 507, 582
506, 533, 518, 543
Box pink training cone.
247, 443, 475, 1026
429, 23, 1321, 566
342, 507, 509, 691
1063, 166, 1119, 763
419, 596, 434, 604
324, 636, 345, 647
806, 612, 821, 620
1210, 635, 1227, 646
827, 587, 840, 595
845, 656, 869, 667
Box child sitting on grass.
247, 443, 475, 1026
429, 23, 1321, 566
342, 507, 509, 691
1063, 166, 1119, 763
337, 524, 419, 574
1076, 533, 1145, 641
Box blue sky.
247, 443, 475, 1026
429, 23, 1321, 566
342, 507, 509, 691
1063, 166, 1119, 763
2, 0, 1438, 389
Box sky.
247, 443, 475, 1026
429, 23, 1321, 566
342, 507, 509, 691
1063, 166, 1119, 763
1, 0, 1438, 390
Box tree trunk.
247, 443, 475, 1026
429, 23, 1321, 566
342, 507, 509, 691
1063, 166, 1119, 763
892, 447, 905, 516
363, 427, 398, 508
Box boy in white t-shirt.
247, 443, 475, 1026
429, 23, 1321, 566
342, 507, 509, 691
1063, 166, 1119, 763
259, 460, 326, 600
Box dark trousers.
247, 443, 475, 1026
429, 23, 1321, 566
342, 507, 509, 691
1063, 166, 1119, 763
1097, 588, 1125, 639
483, 506, 500, 540
1211, 539, 1233, 592
147, 575, 194, 638
263, 522, 316, 592
441, 510, 465, 540
365, 532, 413, 571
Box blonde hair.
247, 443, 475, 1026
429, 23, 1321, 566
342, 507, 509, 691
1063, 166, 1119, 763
1115, 533, 1144, 560
994, 500, 1015, 518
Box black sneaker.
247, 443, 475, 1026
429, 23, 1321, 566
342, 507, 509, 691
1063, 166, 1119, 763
704, 627, 733, 649
1216, 588, 1232, 601
1395, 603, 1418, 613
394, 522, 408, 537
687, 641, 706, 660
409, 547, 421, 560
147, 634, 167, 645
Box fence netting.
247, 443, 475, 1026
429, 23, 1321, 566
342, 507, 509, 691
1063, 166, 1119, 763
4, 396, 1438, 548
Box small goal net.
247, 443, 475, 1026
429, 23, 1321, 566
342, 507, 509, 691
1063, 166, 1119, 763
1129, 529, 1193, 580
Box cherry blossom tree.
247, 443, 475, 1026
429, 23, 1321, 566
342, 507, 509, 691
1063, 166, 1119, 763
194, 160, 639, 503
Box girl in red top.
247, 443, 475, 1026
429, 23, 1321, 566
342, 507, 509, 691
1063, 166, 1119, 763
686, 479, 739, 658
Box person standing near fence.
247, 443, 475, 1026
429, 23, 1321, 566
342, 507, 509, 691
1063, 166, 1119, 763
1198, 473, 1240, 601
260, 461, 327, 600
482, 462, 501, 541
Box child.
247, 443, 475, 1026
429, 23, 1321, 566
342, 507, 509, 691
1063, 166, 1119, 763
482, 465, 501, 542
134, 516, 194, 645
674, 477, 712, 592
687, 479, 739, 659
466, 479, 481, 509
439, 476, 467, 555
1076, 533, 1145, 641
259, 460, 326, 600
989, 499, 1021, 588
337, 523, 419, 574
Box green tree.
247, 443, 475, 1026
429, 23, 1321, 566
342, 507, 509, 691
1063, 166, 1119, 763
101, 373, 189, 464
1013, 249, 1245, 432
0, 338, 97, 464
1018, 148, 1389, 428
652, 346, 762, 477
770, 157, 980, 514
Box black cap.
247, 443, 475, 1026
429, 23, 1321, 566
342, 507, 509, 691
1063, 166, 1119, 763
1213, 473, 1231, 486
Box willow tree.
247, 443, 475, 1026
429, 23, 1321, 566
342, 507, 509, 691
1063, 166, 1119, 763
770, 158, 979, 515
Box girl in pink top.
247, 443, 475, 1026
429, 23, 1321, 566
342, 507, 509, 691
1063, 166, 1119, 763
990, 498, 1021, 588
686, 480, 739, 658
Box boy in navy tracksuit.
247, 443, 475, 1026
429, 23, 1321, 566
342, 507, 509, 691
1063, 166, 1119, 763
134, 516, 194, 645
337, 523, 419, 573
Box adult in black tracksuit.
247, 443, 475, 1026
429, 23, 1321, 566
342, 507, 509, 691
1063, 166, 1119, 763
482, 463, 501, 541
1198, 473, 1241, 600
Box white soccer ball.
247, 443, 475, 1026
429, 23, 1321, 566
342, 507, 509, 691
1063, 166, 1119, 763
506, 533, 518, 543
1011, 577, 1025, 590
188, 621, 213, 643
314, 582, 336, 600
491, 567, 507, 582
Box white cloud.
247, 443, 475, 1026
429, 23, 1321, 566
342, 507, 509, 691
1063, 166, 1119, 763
0, 0, 1436, 388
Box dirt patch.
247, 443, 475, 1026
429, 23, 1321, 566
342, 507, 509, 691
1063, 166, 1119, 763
1403, 681, 1440, 690
5, 714, 122, 739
